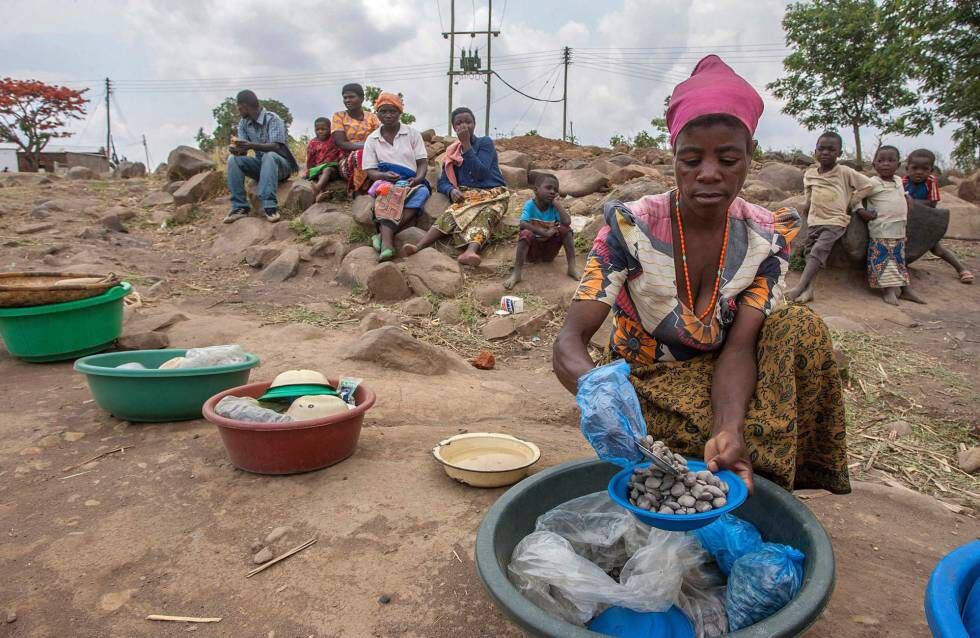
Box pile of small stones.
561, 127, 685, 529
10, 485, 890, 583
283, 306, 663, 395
628, 438, 729, 515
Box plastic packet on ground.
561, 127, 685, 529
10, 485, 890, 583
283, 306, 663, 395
116, 362, 147, 370
338, 377, 362, 406
215, 396, 294, 424
575, 360, 646, 467
693, 514, 764, 576
178, 345, 248, 369
677, 583, 728, 638
509, 491, 712, 626
726, 542, 805, 630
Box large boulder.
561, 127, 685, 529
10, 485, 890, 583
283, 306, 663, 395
117, 161, 147, 179
824, 199, 949, 269
335, 245, 379, 287
588, 158, 619, 176
66, 166, 95, 180
600, 177, 668, 207
366, 262, 412, 301
423, 191, 451, 222
608, 154, 636, 167
163, 180, 185, 194
209, 217, 277, 258
402, 248, 464, 297
740, 180, 787, 204
166, 145, 215, 181
342, 326, 473, 375
300, 203, 352, 236
551, 168, 609, 197
609, 166, 646, 185
956, 177, 978, 203
756, 162, 804, 193
500, 165, 528, 189
351, 194, 375, 225
173, 170, 225, 205
942, 193, 980, 240
283, 180, 315, 212
394, 226, 426, 252
497, 150, 532, 171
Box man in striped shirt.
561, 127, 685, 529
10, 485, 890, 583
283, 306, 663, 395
225, 90, 298, 224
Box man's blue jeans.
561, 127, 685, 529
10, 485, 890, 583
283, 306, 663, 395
226, 152, 291, 212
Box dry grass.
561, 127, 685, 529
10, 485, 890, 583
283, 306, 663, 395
832, 328, 978, 509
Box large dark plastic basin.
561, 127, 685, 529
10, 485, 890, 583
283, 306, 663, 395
202, 380, 376, 475
476, 458, 835, 638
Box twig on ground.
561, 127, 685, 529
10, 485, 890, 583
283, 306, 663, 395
62, 445, 134, 472
246, 537, 317, 578
146, 615, 222, 623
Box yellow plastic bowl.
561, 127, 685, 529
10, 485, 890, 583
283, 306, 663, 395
432, 432, 541, 488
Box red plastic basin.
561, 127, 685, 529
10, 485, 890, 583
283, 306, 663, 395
202, 380, 376, 475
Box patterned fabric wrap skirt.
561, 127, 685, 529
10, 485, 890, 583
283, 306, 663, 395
867, 238, 910, 289
627, 304, 851, 494
435, 186, 510, 248
339, 150, 368, 194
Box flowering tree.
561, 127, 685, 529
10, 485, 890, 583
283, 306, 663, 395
0, 78, 89, 170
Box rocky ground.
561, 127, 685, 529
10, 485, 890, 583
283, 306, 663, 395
0, 139, 978, 637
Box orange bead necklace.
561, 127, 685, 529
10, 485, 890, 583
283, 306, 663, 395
674, 193, 730, 323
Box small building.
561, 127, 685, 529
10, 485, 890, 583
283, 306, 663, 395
17, 146, 110, 174
0, 144, 18, 173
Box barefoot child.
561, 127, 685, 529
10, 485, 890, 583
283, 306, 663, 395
504, 173, 579, 289
786, 131, 875, 303
865, 146, 925, 305
903, 148, 974, 284
306, 117, 343, 202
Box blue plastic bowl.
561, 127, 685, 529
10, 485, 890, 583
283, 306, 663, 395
925, 540, 980, 638
608, 460, 748, 531
588, 605, 694, 638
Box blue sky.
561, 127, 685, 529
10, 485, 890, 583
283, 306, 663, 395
3, 0, 957, 168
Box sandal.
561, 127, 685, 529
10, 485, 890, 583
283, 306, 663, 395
961, 270, 974, 284
377, 248, 395, 263
371, 234, 382, 252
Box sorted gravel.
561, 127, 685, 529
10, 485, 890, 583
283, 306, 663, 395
628, 438, 729, 515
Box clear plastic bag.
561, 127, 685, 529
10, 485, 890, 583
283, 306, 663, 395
576, 360, 646, 467
693, 514, 764, 576
215, 396, 294, 424
116, 362, 147, 370
177, 344, 248, 369
508, 491, 713, 626
678, 584, 728, 638
726, 543, 805, 630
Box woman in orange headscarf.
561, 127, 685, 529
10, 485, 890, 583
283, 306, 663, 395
554, 55, 849, 496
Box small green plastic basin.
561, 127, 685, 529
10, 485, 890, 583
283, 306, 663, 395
74, 348, 260, 422
0, 282, 131, 362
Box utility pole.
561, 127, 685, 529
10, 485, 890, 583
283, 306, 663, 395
484, 0, 492, 136
446, 1, 455, 135
141, 134, 150, 168
104, 77, 111, 161
443, 1, 499, 136
561, 47, 571, 142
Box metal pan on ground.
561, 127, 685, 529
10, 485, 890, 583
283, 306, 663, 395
432, 433, 541, 488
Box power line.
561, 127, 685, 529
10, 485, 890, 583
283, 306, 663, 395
435, 0, 445, 31
491, 70, 564, 102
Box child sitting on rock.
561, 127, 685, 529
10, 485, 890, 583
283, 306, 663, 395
306, 117, 343, 202
504, 173, 579, 290
786, 131, 874, 303
864, 145, 925, 305
903, 148, 973, 284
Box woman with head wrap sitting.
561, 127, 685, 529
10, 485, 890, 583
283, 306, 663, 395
403, 106, 508, 267
361, 92, 431, 262
331, 83, 381, 195
553, 55, 850, 496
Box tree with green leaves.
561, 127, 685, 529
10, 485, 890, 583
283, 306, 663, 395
196, 96, 294, 153
363, 86, 416, 125
609, 117, 669, 149
884, 0, 979, 170
768, 0, 930, 166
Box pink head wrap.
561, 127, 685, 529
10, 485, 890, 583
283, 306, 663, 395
665, 55, 764, 148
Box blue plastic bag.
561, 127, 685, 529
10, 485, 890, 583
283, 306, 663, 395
725, 543, 805, 630
576, 360, 646, 467
693, 514, 764, 576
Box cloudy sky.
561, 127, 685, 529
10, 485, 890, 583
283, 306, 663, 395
3, 0, 956, 167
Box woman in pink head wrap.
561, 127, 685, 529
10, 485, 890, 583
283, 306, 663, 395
554, 56, 849, 496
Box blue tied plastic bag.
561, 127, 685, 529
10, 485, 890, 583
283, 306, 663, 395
576, 360, 646, 467
693, 514, 764, 576
725, 543, 805, 630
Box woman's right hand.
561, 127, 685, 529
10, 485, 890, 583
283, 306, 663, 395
449, 188, 464, 203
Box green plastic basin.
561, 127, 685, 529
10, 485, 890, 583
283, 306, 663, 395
0, 282, 131, 362
74, 348, 260, 422
476, 458, 836, 638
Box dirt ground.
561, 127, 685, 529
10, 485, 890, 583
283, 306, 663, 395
0, 173, 977, 637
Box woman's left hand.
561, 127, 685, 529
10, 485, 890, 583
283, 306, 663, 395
409, 176, 426, 188
704, 429, 755, 494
